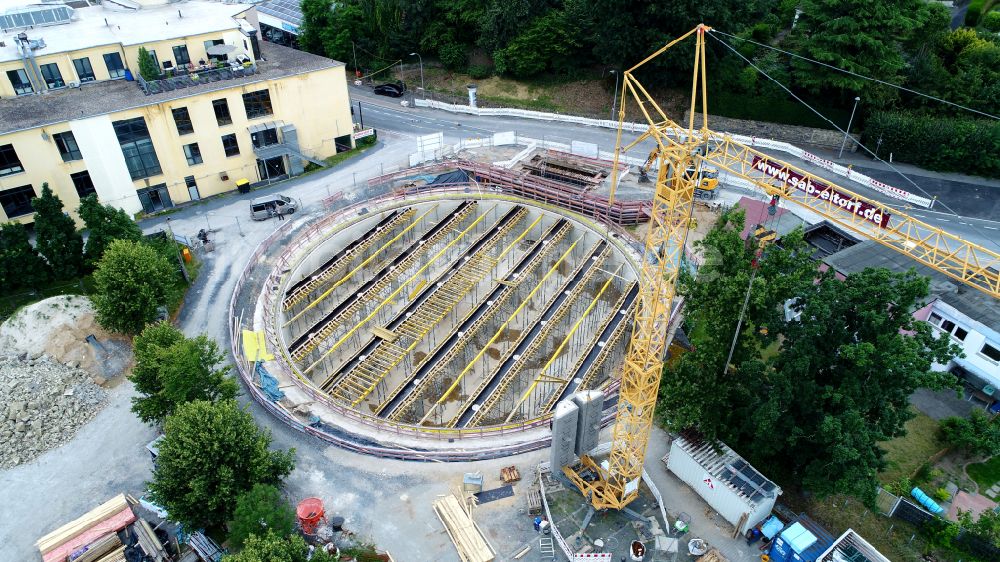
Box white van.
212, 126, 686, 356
250, 194, 299, 220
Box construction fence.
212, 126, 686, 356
876, 487, 1000, 560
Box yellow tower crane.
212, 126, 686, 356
564, 24, 1000, 511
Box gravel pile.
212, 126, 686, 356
0, 354, 107, 469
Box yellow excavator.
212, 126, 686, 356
638, 148, 719, 199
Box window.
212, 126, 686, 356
39, 63, 64, 89
242, 89, 273, 119
251, 127, 278, 148
171, 107, 194, 135
148, 50, 159, 72
982, 343, 1000, 363
172, 45, 191, 66
7, 69, 32, 95
0, 185, 36, 218
103, 52, 126, 79
183, 143, 203, 166
53, 132, 82, 162
113, 117, 161, 180
212, 98, 232, 125
71, 171, 96, 198
73, 58, 96, 82
0, 144, 24, 176
927, 312, 968, 342
221, 133, 240, 157
73, 57, 95, 82
204, 39, 225, 61
185, 175, 200, 200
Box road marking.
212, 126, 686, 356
938, 218, 950, 222
985, 226, 998, 230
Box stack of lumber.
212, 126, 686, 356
432, 495, 495, 562
69, 533, 121, 562
500, 466, 521, 484
36, 494, 136, 562
697, 548, 729, 562
134, 518, 167, 562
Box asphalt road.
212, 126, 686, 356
352, 87, 1000, 251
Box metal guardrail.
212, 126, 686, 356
137, 63, 257, 95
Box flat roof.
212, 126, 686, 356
823, 240, 1000, 331
0, 42, 342, 135
0, 1, 249, 64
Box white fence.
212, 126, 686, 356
413, 99, 932, 208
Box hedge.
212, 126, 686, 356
863, 111, 1000, 177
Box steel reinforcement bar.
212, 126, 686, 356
323, 207, 530, 405
543, 282, 638, 413
288, 201, 477, 361
282, 208, 414, 311
382, 219, 571, 421
455, 241, 610, 428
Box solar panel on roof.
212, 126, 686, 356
259, 0, 303, 26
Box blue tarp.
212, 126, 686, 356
255, 362, 285, 401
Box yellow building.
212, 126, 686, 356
0, 0, 353, 223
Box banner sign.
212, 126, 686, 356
751, 156, 890, 228
352, 128, 375, 140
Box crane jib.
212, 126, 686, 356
749, 155, 891, 228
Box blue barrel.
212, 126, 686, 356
911, 487, 945, 514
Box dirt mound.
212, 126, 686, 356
0, 295, 132, 379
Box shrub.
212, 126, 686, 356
92, 239, 174, 334
468, 64, 492, 80
939, 409, 1000, 457
933, 487, 951, 502
438, 41, 466, 70
228, 484, 297, 550
983, 10, 1000, 32
863, 111, 1000, 178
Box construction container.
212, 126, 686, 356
665, 436, 781, 535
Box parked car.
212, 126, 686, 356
251, 194, 299, 220
373, 82, 406, 97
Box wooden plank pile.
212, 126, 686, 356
696, 548, 729, 562
526, 488, 543, 515
36, 494, 137, 562
500, 465, 521, 484
432, 494, 495, 562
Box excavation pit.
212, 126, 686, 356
257, 191, 641, 451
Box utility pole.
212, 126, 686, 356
838, 96, 861, 159
164, 218, 190, 282
358, 101, 364, 128
351, 41, 358, 74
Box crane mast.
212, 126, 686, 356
564, 24, 1000, 512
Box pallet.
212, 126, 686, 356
527, 488, 543, 515
501, 465, 521, 484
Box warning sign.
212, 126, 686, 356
702, 472, 715, 490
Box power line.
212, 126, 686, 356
710, 29, 1000, 121
707, 31, 1000, 254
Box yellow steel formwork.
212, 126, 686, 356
327, 207, 532, 406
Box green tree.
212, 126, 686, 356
750, 268, 960, 500
137, 47, 160, 81
984, 11, 1000, 33
78, 195, 143, 270
32, 183, 83, 279
657, 209, 818, 441
788, 0, 937, 106
959, 507, 1000, 547
497, 10, 581, 78
149, 400, 295, 529
939, 409, 1000, 458
0, 222, 51, 292
223, 531, 336, 561
228, 484, 297, 550
92, 239, 174, 334
130, 321, 237, 424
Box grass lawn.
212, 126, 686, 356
0, 276, 94, 321
879, 409, 948, 485
966, 456, 1000, 492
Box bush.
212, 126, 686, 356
983, 11, 1000, 32
966, 0, 987, 27
933, 487, 951, 502
228, 484, 297, 550
438, 41, 466, 70
467, 64, 493, 80
863, 111, 1000, 178
939, 410, 1000, 457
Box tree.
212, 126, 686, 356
137, 47, 160, 81
657, 209, 818, 441
497, 10, 581, 78
0, 222, 50, 292
149, 400, 295, 529
228, 484, 297, 550
130, 322, 237, 424
939, 409, 1000, 458
92, 239, 174, 334
788, 0, 937, 106
749, 268, 960, 500
959, 507, 1000, 548
223, 531, 336, 562
78, 195, 143, 270
32, 183, 83, 279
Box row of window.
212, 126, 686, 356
928, 312, 1000, 364
169, 90, 270, 136
0, 132, 81, 179
0, 171, 94, 218
6, 53, 126, 95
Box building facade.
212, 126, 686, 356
0, 0, 353, 223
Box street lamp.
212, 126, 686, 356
608, 69, 619, 121
838, 96, 861, 159
409, 52, 424, 94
